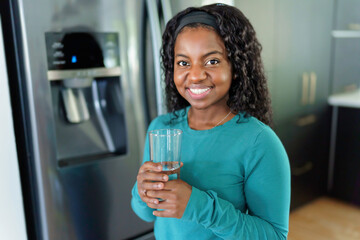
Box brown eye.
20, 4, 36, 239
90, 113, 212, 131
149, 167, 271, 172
177, 61, 189, 67
206, 59, 219, 65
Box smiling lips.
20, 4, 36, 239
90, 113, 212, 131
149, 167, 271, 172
187, 87, 212, 99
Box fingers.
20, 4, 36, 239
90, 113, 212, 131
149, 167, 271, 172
141, 181, 165, 191
144, 180, 184, 198
147, 201, 174, 210
139, 161, 163, 174
137, 182, 164, 202
137, 162, 188, 216
162, 179, 182, 190
137, 181, 166, 204
137, 161, 168, 183
142, 195, 159, 205
137, 162, 170, 203
144, 180, 192, 219
153, 210, 177, 218
140, 171, 169, 182
138, 187, 161, 205
146, 190, 172, 201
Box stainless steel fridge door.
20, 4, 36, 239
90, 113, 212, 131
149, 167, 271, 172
0, 13, 28, 240
12, 0, 152, 239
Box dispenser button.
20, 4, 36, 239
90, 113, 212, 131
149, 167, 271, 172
53, 51, 64, 58
53, 60, 66, 65
52, 42, 64, 49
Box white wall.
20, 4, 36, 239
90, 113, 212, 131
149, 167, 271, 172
0, 15, 28, 240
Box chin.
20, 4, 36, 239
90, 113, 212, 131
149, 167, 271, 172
188, 102, 211, 111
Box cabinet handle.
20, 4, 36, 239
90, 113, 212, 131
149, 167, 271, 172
309, 72, 317, 104
295, 114, 317, 127
301, 72, 309, 105
292, 161, 313, 176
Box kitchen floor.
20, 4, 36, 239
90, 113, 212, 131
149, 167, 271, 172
288, 197, 360, 240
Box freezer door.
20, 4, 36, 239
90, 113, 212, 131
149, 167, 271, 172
6, 0, 153, 239
0, 14, 28, 240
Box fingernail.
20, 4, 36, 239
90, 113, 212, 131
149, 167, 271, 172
163, 175, 168, 181
157, 166, 162, 170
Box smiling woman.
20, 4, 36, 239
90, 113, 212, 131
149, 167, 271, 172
131, 4, 290, 240
174, 27, 233, 129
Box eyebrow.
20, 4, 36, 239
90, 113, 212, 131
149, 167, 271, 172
175, 50, 223, 58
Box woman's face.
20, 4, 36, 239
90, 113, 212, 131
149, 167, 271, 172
173, 26, 232, 111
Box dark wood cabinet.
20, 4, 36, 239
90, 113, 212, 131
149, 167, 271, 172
276, 108, 331, 209
331, 107, 360, 206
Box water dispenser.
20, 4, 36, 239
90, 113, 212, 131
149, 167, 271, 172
45, 32, 127, 167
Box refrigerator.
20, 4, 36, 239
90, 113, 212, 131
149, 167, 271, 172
0, 0, 234, 239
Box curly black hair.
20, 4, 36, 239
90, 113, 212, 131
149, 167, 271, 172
161, 4, 272, 126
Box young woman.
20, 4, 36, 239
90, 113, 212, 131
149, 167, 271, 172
131, 4, 290, 239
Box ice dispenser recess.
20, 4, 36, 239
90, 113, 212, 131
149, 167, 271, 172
45, 32, 127, 167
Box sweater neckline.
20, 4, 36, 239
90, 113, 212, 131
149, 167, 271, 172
182, 106, 239, 135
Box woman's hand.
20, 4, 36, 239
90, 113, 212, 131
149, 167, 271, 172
146, 179, 192, 219
137, 161, 168, 204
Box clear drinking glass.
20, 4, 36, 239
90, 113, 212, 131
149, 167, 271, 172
149, 129, 182, 180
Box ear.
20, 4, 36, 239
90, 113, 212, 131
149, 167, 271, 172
232, 73, 237, 80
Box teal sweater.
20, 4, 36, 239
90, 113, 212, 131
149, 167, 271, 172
131, 108, 290, 239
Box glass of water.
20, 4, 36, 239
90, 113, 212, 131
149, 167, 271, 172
149, 129, 182, 180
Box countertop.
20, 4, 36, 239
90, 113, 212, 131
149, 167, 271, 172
328, 90, 360, 108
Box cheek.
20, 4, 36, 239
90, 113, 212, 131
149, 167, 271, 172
173, 75, 180, 90
173, 74, 185, 98
173, 71, 185, 89
217, 70, 232, 88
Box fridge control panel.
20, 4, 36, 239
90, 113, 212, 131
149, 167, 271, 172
45, 32, 120, 70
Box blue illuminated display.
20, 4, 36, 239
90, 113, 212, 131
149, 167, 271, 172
71, 55, 77, 63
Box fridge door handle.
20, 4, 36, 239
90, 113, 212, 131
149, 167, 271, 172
309, 72, 317, 104
92, 81, 116, 152
301, 72, 309, 105
146, 0, 165, 116
160, 0, 173, 23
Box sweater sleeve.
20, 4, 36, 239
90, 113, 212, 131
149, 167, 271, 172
131, 184, 155, 222
181, 127, 291, 240
130, 125, 156, 222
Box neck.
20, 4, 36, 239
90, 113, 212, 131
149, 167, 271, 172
188, 106, 234, 130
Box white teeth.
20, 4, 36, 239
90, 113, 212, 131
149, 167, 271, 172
189, 88, 210, 95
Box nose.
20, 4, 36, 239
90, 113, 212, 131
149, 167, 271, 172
188, 64, 206, 83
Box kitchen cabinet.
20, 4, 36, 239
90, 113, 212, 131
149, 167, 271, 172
327, 0, 360, 206
330, 107, 360, 206
270, 0, 334, 209
272, 0, 333, 123
328, 92, 360, 206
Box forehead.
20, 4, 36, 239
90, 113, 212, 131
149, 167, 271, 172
174, 26, 226, 53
